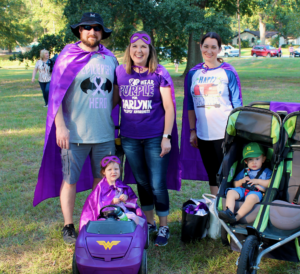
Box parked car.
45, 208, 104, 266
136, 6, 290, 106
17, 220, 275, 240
218, 45, 239, 57
251, 45, 279, 57
293, 47, 300, 57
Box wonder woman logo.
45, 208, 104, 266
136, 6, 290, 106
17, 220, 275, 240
97, 241, 120, 250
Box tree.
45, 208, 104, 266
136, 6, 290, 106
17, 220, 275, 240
0, 0, 32, 51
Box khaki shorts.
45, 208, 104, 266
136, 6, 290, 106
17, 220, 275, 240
61, 141, 115, 184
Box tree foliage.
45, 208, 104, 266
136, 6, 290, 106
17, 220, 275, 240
0, 0, 32, 51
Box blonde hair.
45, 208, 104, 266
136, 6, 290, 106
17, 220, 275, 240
123, 31, 158, 74
40, 49, 49, 60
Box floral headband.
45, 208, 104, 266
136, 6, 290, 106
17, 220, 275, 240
101, 156, 121, 167
130, 32, 151, 45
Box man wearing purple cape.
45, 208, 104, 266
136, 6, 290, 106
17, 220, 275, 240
33, 12, 120, 245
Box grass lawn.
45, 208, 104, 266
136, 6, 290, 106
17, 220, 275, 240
1, 58, 300, 273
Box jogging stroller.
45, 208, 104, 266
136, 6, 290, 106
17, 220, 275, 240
216, 101, 300, 273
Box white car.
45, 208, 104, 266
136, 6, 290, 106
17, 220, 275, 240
218, 45, 239, 57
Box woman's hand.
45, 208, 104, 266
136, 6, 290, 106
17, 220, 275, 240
31, 78, 35, 83
119, 194, 128, 202
190, 130, 198, 148
160, 138, 171, 157
56, 125, 70, 150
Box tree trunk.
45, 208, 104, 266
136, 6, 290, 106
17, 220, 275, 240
259, 13, 266, 45
183, 32, 203, 76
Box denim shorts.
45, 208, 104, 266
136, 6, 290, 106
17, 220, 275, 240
61, 141, 115, 184
226, 187, 263, 202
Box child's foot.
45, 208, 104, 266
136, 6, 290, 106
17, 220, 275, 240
218, 208, 237, 224
147, 221, 157, 234
62, 224, 77, 245
155, 226, 170, 246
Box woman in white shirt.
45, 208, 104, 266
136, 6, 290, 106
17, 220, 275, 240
32, 49, 51, 107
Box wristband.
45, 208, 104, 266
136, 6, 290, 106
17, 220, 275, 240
163, 134, 172, 140
190, 128, 196, 132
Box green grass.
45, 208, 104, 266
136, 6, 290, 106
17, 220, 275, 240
1, 58, 300, 273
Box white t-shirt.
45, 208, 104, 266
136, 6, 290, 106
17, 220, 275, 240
188, 65, 242, 140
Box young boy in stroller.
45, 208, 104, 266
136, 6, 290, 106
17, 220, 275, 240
219, 142, 272, 224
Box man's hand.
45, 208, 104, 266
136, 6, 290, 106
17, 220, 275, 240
56, 125, 70, 150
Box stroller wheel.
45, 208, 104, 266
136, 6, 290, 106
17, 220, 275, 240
221, 226, 230, 246
138, 249, 147, 274
237, 235, 259, 274
72, 252, 80, 274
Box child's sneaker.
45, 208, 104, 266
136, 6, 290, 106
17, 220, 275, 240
154, 226, 170, 246
147, 221, 157, 234
218, 208, 237, 224
62, 224, 77, 245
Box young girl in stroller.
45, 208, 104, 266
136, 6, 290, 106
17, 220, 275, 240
218, 142, 272, 224
79, 155, 143, 231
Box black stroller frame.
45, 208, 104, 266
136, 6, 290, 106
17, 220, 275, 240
215, 101, 300, 273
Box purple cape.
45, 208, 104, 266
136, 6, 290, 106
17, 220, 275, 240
270, 101, 300, 114
121, 64, 182, 191
79, 178, 139, 231
180, 62, 242, 180
33, 42, 119, 207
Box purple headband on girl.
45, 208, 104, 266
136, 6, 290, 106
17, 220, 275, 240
130, 33, 151, 44
101, 156, 121, 167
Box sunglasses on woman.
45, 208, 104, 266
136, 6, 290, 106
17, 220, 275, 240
82, 25, 102, 32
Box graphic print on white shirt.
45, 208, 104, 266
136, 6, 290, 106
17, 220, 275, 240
120, 78, 155, 114
191, 67, 234, 140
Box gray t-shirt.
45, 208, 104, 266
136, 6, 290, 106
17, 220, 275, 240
62, 53, 118, 143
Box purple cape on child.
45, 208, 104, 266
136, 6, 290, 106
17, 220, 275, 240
180, 62, 242, 181
33, 42, 119, 206
121, 64, 182, 191
79, 178, 138, 231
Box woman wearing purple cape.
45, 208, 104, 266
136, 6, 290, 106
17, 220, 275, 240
115, 31, 181, 247
180, 32, 243, 195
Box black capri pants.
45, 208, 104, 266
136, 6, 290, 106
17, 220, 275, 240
197, 138, 224, 187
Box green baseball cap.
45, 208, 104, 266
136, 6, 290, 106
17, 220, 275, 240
242, 142, 265, 162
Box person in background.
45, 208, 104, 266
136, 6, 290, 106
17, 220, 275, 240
174, 59, 179, 73
180, 32, 242, 195
277, 46, 282, 57
289, 45, 294, 57
32, 49, 51, 107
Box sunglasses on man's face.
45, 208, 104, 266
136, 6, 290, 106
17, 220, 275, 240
82, 25, 102, 32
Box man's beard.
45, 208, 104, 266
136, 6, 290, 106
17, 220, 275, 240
81, 35, 101, 48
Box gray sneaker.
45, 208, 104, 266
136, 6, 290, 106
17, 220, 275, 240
62, 224, 77, 245
147, 221, 157, 234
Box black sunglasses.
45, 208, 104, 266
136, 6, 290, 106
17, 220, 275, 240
82, 25, 102, 31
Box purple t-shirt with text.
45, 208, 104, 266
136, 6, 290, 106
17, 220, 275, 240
116, 65, 170, 139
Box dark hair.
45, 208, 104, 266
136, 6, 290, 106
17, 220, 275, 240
200, 32, 223, 63
123, 30, 158, 74
100, 155, 121, 176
